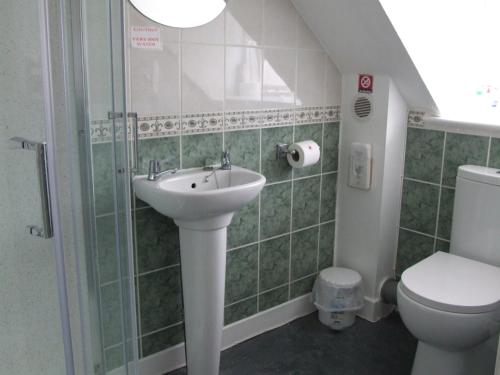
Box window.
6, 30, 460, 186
380, 0, 500, 125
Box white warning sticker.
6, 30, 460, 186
131, 26, 162, 50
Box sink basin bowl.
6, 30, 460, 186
133, 166, 266, 229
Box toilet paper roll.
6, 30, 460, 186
287, 140, 320, 168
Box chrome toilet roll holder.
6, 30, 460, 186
276, 143, 299, 161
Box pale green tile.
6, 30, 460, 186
135, 208, 180, 274
260, 182, 291, 239
228, 199, 259, 249
182, 133, 223, 169
259, 235, 290, 291
292, 176, 320, 230
261, 126, 293, 183
92, 143, 114, 216
224, 129, 260, 172
101, 282, 123, 348
400, 179, 439, 235
290, 275, 316, 299
435, 239, 450, 253
396, 229, 434, 274
104, 345, 124, 372
224, 297, 257, 325
225, 245, 258, 305
442, 133, 488, 187
259, 286, 288, 312
322, 122, 340, 173
96, 215, 118, 284
437, 187, 455, 240
139, 266, 183, 334
318, 222, 335, 270
320, 173, 337, 222
291, 227, 318, 280
141, 324, 185, 358
137, 137, 180, 174
404, 128, 444, 183
489, 138, 500, 169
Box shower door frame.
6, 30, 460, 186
66, 0, 140, 372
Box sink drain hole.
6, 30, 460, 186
191, 183, 197, 189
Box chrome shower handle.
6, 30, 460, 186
9, 137, 53, 239
128, 112, 139, 173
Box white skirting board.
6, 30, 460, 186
138, 294, 316, 375
357, 296, 394, 323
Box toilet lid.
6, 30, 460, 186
400, 252, 500, 314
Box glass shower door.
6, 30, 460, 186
0, 0, 72, 374
79, 0, 139, 373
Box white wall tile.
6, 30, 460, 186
263, 0, 297, 48
226, 0, 264, 46
225, 47, 262, 111
325, 57, 342, 106
86, 0, 112, 120
129, 43, 179, 117
182, 44, 225, 113
296, 15, 323, 50
127, 3, 180, 43
296, 50, 325, 107
181, 11, 225, 45
262, 48, 296, 109
118, 0, 338, 132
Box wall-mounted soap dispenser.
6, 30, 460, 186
348, 142, 372, 190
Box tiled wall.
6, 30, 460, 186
90, 0, 341, 370
396, 121, 500, 274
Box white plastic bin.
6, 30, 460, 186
312, 267, 364, 330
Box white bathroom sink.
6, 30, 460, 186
134, 165, 265, 374
133, 166, 265, 228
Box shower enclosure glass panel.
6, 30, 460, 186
0, 1, 70, 374
80, 0, 139, 373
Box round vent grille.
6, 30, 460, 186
352, 96, 372, 120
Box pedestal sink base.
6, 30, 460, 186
178, 225, 227, 375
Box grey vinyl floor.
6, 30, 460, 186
167, 311, 417, 375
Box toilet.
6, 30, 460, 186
397, 165, 500, 375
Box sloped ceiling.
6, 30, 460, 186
292, 0, 438, 114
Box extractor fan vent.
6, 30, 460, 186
352, 95, 372, 120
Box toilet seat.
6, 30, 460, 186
400, 252, 500, 314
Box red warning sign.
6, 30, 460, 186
358, 74, 373, 93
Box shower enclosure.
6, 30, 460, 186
1, 0, 138, 373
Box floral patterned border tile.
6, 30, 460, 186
261, 108, 295, 128
137, 115, 181, 139
90, 105, 344, 143
296, 106, 324, 125
408, 110, 426, 128
225, 110, 262, 131
182, 112, 224, 134
325, 105, 340, 122
91, 120, 113, 143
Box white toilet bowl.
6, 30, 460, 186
397, 252, 500, 375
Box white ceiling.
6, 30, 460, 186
291, 0, 438, 114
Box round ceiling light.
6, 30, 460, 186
129, 0, 227, 28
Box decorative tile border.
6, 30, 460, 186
137, 114, 181, 138
325, 105, 341, 122
296, 106, 324, 125
408, 110, 426, 128
261, 108, 295, 127
90, 106, 342, 143
224, 110, 262, 131
181, 112, 224, 134
90, 120, 113, 143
